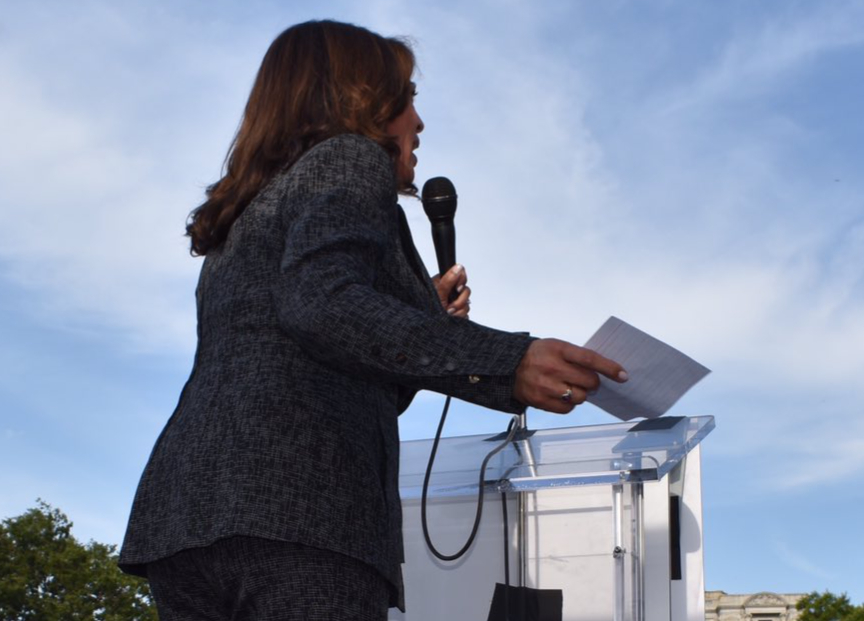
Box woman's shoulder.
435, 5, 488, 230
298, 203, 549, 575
287, 134, 397, 191
253, 134, 398, 226
310, 133, 389, 160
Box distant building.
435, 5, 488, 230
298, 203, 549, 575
705, 591, 803, 621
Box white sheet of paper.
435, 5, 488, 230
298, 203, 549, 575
583, 316, 710, 420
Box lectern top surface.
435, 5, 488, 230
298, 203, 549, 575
399, 415, 714, 499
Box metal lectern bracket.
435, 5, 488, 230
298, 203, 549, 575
484, 427, 537, 442
625, 469, 660, 482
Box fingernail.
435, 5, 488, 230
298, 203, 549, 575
451, 264, 464, 275
447, 307, 456, 315
457, 285, 465, 293
618, 371, 629, 382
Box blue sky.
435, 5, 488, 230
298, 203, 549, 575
2, 0, 863, 603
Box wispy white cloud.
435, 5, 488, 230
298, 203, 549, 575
0, 4, 255, 353
773, 539, 836, 581
769, 418, 864, 491
662, 2, 864, 114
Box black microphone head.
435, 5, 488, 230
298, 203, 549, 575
421, 176, 457, 222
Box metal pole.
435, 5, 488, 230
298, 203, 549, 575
631, 482, 645, 621
516, 412, 529, 587
613, 482, 625, 621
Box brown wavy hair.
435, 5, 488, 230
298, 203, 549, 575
186, 20, 417, 256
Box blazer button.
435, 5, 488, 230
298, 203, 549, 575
468, 375, 481, 384
445, 361, 456, 372
419, 355, 431, 366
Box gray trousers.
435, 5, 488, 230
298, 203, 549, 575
147, 537, 390, 621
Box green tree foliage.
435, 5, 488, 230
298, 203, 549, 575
797, 591, 864, 621
0, 501, 157, 621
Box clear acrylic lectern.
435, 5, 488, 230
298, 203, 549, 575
391, 415, 714, 621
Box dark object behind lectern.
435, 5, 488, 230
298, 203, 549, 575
487, 583, 563, 621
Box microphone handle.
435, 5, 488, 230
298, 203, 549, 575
430, 222, 458, 303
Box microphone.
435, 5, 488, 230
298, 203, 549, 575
421, 176, 458, 278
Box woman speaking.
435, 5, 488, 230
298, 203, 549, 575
119, 20, 627, 621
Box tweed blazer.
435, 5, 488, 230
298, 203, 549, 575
118, 134, 533, 607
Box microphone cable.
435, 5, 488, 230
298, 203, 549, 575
420, 397, 519, 561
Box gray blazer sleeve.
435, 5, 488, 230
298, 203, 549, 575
273, 135, 532, 412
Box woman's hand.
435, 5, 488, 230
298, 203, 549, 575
433, 264, 471, 318
513, 339, 628, 414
